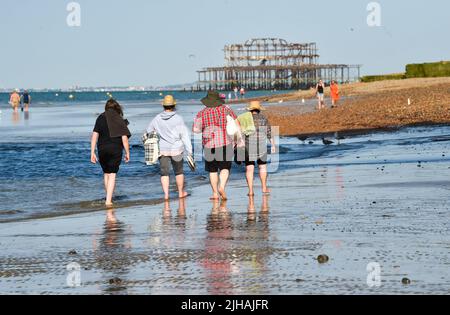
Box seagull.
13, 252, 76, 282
298, 135, 308, 143
334, 132, 345, 145
322, 138, 334, 145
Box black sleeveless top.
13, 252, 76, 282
317, 84, 324, 94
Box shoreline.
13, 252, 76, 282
227, 78, 450, 137
1, 125, 449, 294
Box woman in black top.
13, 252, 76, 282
316, 80, 326, 110
91, 99, 131, 207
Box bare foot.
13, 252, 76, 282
105, 202, 114, 208
164, 195, 170, 201
247, 192, 255, 196
179, 191, 189, 199
218, 187, 227, 200
262, 188, 271, 195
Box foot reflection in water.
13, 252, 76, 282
201, 200, 234, 295
201, 197, 274, 294
12, 112, 20, 124
93, 208, 133, 294
244, 196, 271, 295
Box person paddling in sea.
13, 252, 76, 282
146, 95, 193, 200
240, 101, 276, 196
9, 90, 21, 113
21, 90, 31, 112
316, 80, 326, 110
91, 99, 131, 207
330, 80, 339, 108
193, 91, 239, 201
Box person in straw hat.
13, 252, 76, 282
146, 95, 193, 200
243, 100, 276, 196
193, 90, 239, 200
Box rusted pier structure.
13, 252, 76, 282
197, 38, 361, 91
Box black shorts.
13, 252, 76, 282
98, 143, 123, 174
204, 145, 233, 173
160, 155, 184, 177
245, 153, 268, 166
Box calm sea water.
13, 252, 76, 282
1, 91, 450, 224
0, 90, 288, 107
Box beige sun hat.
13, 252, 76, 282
162, 95, 177, 107
247, 100, 266, 111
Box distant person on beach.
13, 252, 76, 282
146, 95, 193, 200
330, 80, 339, 107
242, 101, 276, 196
91, 99, 131, 207
316, 80, 325, 110
240, 87, 246, 99
21, 90, 31, 112
193, 91, 238, 200
234, 87, 239, 100
9, 90, 21, 113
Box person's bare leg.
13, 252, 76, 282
246, 165, 255, 196
218, 169, 230, 200
259, 164, 271, 194
104, 173, 109, 194
209, 172, 220, 200
161, 176, 170, 200
176, 174, 188, 198
105, 173, 116, 206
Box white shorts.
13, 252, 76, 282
317, 93, 324, 101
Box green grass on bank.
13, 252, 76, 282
361, 61, 450, 83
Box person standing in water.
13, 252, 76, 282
146, 95, 193, 200
330, 80, 340, 108
9, 90, 21, 113
21, 90, 31, 112
242, 101, 276, 196
316, 80, 325, 110
233, 87, 239, 100
193, 91, 238, 200
240, 87, 246, 99
91, 99, 131, 207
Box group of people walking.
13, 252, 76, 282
9, 89, 31, 112
316, 80, 340, 110
90, 91, 275, 206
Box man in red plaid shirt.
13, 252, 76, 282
193, 91, 238, 200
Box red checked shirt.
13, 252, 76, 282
193, 105, 237, 149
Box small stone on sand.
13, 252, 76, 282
402, 278, 411, 285
317, 255, 329, 264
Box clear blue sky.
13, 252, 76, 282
1, 0, 449, 89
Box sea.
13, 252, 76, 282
1, 90, 450, 223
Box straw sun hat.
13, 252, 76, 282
247, 101, 266, 111
162, 95, 177, 107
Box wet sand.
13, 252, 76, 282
1, 127, 449, 294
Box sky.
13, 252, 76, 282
0, 0, 449, 89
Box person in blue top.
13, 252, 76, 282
146, 95, 193, 200
21, 90, 31, 112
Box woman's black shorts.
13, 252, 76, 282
98, 143, 123, 174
